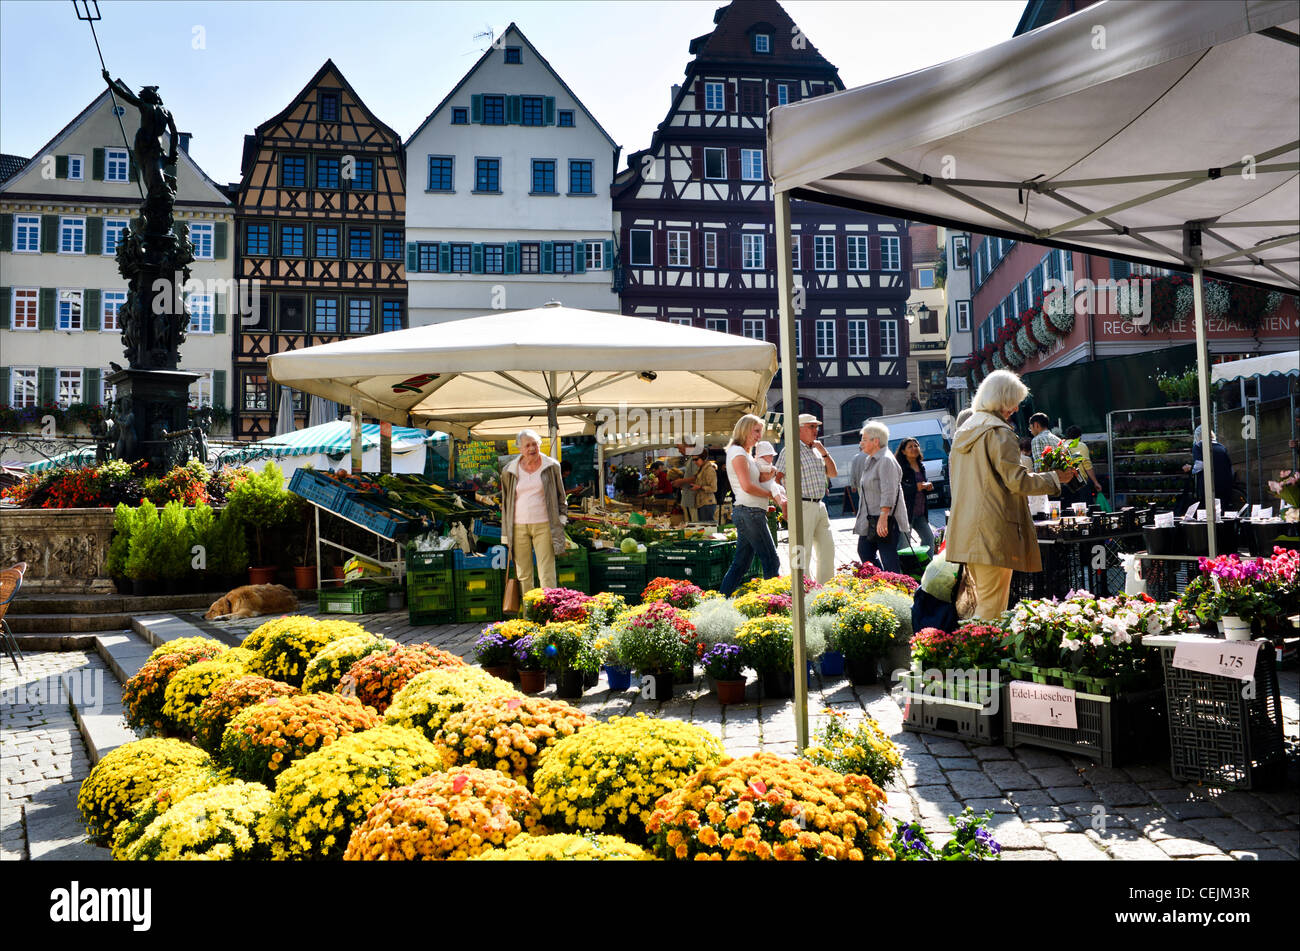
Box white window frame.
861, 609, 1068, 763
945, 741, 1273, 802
189, 370, 214, 408
740, 149, 763, 182
704, 82, 725, 111
956, 300, 972, 332
776, 84, 789, 106
668, 318, 692, 326
103, 218, 129, 256
815, 319, 836, 358
57, 289, 83, 332
814, 235, 835, 271
629, 229, 653, 266
105, 148, 129, 183
14, 215, 40, 253
187, 294, 213, 334
189, 222, 214, 260
917, 267, 935, 289
741, 233, 764, 270
703, 147, 726, 180
11, 287, 38, 331
57, 368, 83, 408
847, 234, 869, 270
705, 317, 727, 334
667, 230, 690, 267
791, 236, 801, 271
742, 319, 765, 341
101, 374, 116, 407
848, 320, 869, 357
753, 33, 771, 53
881, 236, 901, 271
795, 319, 802, 358
881, 319, 899, 358
102, 290, 126, 332
584, 240, 604, 271
59, 216, 85, 255
67, 154, 84, 181
10, 367, 37, 409
703, 232, 718, 269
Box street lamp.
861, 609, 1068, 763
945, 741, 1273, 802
906, 302, 932, 325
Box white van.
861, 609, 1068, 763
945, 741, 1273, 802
827, 409, 954, 507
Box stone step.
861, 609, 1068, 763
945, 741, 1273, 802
10, 613, 135, 634
8, 591, 227, 616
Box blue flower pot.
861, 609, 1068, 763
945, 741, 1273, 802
604, 664, 633, 691
819, 651, 845, 677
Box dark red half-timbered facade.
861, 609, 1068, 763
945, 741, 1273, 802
233, 60, 406, 440
612, 0, 912, 434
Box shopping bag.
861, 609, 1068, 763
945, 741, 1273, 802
1095, 492, 1112, 513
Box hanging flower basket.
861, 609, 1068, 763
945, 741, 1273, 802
1002, 340, 1025, 368
1016, 327, 1036, 360
1044, 292, 1075, 335
991, 350, 1005, 370
1031, 314, 1056, 352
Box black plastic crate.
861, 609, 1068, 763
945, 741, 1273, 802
1158, 646, 1286, 789
900, 675, 1002, 745
1002, 684, 1167, 767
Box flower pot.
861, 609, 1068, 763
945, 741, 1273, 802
484, 665, 512, 682
324, 565, 347, 586
518, 669, 547, 694
715, 679, 747, 705
819, 651, 845, 677
583, 668, 600, 689
604, 664, 633, 691
293, 565, 317, 590
640, 668, 673, 701
1248, 521, 1290, 556
556, 668, 586, 699
249, 566, 277, 585
761, 667, 795, 698
1221, 616, 1253, 641
845, 656, 878, 686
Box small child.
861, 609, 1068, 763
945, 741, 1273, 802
754, 440, 787, 508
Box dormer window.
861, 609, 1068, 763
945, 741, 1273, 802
754, 33, 771, 53
504, 46, 522, 64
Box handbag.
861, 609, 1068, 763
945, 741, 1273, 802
953, 564, 977, 620
502, 545, 523, 614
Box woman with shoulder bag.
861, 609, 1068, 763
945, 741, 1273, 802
500, 430, 568, 595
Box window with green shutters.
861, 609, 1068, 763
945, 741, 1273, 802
56, 155, 69, 179
92, 148, 105, 181
407, 242, 419, 273
541, 242, 554, 273
39, 288, 56, 330
0, 213, 11, 253
504, 242, 519, 274
214, 221, 228, 259
38, 367, 56, 407
213, 292, 226, 334
86, 217, 103, 255
84, 368, 102, 405
471, 244, 484, 274
213, 370, 227, 409
41, 215, 58, 253
84, 289, 101, 331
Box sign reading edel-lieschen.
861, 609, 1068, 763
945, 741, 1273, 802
1008, 681, 1078, 729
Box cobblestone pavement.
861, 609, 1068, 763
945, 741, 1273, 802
1, 651, 102, 861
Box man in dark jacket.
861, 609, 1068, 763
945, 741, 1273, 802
1184, 426, 1235, 508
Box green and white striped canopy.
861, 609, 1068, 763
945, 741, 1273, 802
24, 447, 97, 473
219, 421, 444, 464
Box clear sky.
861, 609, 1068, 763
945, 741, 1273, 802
1, 0, 1024, 185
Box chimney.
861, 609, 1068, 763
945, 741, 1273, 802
177, 133, 192, 154
671, 84, 681, 106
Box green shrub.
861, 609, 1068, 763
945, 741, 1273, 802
224, 462, 290, 565
105, 503, 133, 578
157, 501, 193, 581
124, 501, 161, 582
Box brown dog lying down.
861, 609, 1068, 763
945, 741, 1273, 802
204, 584, 299, 620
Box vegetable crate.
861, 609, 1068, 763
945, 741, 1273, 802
455, 593, 502, 624
455, 568, 504, 600
453, 546, 507, 570
408, 569, 455, 624
343, 499, 412, 539
317, 586, 388, 615
899, 673, 1003, 745
1002, 684, 1168, 767
591, 563, 646, 599
472, 519, 502, 540
594, 579, 643, 604
1155, 645, 1285, 789
547, 548, 589, 593
406, 549, 455, 572
589, 548, 649, 567
289, 469, 352, 512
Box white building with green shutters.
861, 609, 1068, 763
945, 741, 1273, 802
404, 23, 620, 324
0, 89, 234, 436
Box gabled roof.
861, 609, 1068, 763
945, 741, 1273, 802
405, 22, 618, 150
0, 154, 30, 186
0, 88, 230, 205
248, 58, 404, 148
685, 0, 835, 71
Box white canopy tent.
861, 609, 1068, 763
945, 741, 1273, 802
765, 0, 1300, 747
1211, 350, 1300, 385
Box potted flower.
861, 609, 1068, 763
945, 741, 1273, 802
105, 503, 133, 595
733, 615, 796, 697
591, 630, 632, 691
701, 643, 746, 704
474, 630, 517, 682
831, 601, 900, 685
513, 635, 547, 694
224, 461, 291, 585
123, 501, 163, 595
613, 602, 695, 701
537, 620, 600, 699
1194, 554, 1281, 640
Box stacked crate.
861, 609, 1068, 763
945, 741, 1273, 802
453, 548, 506, 624
589, 548, 648, 603
648, 539, 736, 592
550, 547, 590, 593
407, 549, 456, 625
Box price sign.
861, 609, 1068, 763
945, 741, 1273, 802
1171, 640, 1261, 681
1008, 681, 1078, 729
1154, 512, 1175, 528
1250, 505, 1273, 519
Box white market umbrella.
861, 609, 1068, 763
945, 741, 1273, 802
308, 395, 340, 428
764, 0, 1300, 748
275, 386, 297, 436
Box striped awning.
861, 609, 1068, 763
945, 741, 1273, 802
24, 446, 97, 473
220, 420, 445, 464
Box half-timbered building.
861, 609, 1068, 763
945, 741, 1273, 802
612, 0, 912, 439
233, 60, 405, 440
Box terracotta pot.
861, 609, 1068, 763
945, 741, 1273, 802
249, 566, 277, 585
293, 565, 318, 590
484, 665, 512, 682
519, 669, 547, 694
715, 679, 747, 705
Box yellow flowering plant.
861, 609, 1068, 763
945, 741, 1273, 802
343, 767, 543, 861
121, 780, 276, 861
77, 738, 213, 844
831, 600, 900, 661
809, 587, 856, 617
248, 617, 368, 687
160, 656, 248, 735
109, 765, 232, 860
473, 832, 652, 861
256, 725, 447, 860
340, 643, 466, 714
733, 615, 795, 670
532, 714, 725, 842
221, 693, 382, 785
436, 695, 590, 785
145, 637, 229, 665
645, 752, 894, 861
124, 652, 222, 735
192, 675, 300, 754
802, 708, 903, 789
383, 666, 518, 742
584, 592, 630, 629
302, 634, 395, 694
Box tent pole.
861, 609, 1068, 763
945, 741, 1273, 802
597, 441, 605, 502
1190, 257, 1218, 557
775, 190, 808, 752
1240, 378, 1249, 504
548, 395, 560, 462
350, 405, 363, 474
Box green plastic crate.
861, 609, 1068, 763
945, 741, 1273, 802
407, 549, 455, 572
455, 568, 505, 598
318, 587, 387, 615
589, 548, 648, 566
409, 609, 456, 626
456, 594, 502, 624
595, 580, 643, 604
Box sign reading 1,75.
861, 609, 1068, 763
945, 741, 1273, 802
1171, 640, 1260, 681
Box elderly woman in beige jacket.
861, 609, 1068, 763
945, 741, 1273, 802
946, 370, 1076, 620
500, 429, 568, 593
